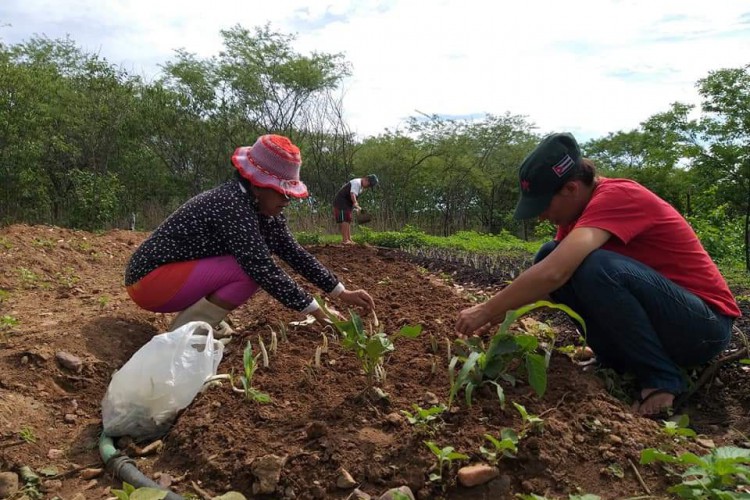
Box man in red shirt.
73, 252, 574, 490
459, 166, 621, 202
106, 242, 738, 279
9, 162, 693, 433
456, 133, 739, 417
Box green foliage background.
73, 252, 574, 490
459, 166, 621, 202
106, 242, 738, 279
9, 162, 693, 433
1, 27, 748, 268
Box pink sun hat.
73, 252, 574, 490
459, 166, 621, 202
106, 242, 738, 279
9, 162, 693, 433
231, 134, 309, 198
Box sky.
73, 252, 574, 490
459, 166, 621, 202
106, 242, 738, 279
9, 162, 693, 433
2, 0, 749, 142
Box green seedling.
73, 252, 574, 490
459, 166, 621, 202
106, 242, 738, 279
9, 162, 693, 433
18, 267, 41, 287
401, 404, 446, 432
238, 341, 270, 403
480, 429, 519, 463
449, 300, 585, 408
641, 446, 750, 498
97, 295, 110, 308
319, 298, 422, 388
112, 481, 168, 500
206, 341, 272, 402
513, 402, 544, 437
19, 426, 36, 443
662, 414, 697, 439
0, 289, 10, 302
424, 440, 469, 482
1, 315, 19, 329
0, 237, 12, 249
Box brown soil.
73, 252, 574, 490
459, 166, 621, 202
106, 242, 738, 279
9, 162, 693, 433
1, 224, 749, 499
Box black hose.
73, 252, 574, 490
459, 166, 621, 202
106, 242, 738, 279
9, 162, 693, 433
100, 434, 185, 500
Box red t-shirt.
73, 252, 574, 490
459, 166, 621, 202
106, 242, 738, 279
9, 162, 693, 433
556, 178, 740, 318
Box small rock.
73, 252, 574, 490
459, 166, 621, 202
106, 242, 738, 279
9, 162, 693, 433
212, 493, 247, 500
575, 434, 585, 443
351, 488, 372, 500
72, 494, 87, 500
696, 437, 715, 449
64, 413, 77, 424
607, 434, 623, 445
283, 486, 296, 499
251, 454, 286, 495
47, 448, 65, 459
310, 484, 326, 499
0, 472, 19, 498
21, 355, 29, 365
157, 473, 173, 489
41, 479, 63, 492
457, 464, 500, 487
384, 412, 403, 425
487, 475, 512, 497
55, 351, 83, 372
423, 392, 440, 405
80, 468, 103, 480
336, 468, 356, 489
306, 421, 328, 439
379, 486, 415, 500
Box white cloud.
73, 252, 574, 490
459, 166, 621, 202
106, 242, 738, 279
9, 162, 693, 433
2, 0, 748, 140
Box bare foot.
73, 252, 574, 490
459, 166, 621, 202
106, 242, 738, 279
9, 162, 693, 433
342, 240, 355, 245
572, 346, 594, 361
633, 388, 674, 417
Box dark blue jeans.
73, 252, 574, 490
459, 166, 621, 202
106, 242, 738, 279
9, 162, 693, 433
535, 241, 733, 394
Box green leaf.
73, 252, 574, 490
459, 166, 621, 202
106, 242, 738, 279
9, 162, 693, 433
525, 353, 548, 397
395, 324, 423, 338
131, 489, 169, 500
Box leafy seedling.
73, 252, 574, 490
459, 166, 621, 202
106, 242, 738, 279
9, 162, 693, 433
513, 402, 544, 437
641, 445, 750, 498
661, 414, 697, 439
449, 300, 585, 408
401, 404, 446, 433
424, 440, 469, 482
480, 429, 519, 463
112, 481, 168, 500
19, 426, 36, 443
320, 300, 422, 389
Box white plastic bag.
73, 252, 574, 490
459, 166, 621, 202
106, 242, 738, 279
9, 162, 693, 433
102, 321, 224, 438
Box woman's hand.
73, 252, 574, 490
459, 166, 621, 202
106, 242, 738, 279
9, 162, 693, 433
338, 289, 375, 312
456, 303, 493, 337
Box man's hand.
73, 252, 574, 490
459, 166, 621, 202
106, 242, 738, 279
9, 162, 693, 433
456, 303, 493, 337
339, 289, 375, 312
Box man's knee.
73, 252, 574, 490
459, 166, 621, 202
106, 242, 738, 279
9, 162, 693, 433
533, 241, 558, 264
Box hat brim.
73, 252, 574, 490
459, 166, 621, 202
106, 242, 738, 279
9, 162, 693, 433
232, 147, 308, 198
513, 192, 554, 220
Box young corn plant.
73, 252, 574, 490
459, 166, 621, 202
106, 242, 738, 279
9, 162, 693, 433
448, 300, 586, 408
424, 441, 469, 482
640, 446, 750, 499
237, 341, 271, 403
205, 341, 271, 403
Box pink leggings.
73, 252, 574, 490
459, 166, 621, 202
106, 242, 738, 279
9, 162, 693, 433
127, 256, 259, 313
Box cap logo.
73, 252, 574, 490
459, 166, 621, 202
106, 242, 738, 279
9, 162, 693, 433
520, 179, 531, 191
552, 154, 574, 177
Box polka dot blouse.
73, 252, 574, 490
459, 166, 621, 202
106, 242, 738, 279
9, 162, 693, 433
125, 180, 340, 311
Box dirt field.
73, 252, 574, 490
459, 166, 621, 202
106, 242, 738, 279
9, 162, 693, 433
1, 224, 749, 499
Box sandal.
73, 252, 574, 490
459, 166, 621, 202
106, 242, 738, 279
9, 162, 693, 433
635, 389, 678, 420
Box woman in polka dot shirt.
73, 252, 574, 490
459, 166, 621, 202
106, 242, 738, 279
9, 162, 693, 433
125, 135, 375, 337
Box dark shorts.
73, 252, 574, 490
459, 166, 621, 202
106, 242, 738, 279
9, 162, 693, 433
334, 207, 352, 224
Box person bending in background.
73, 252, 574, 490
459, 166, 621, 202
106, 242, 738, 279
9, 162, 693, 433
125, 134, 375, 339
456, 132, 740, 418
333, 174, 379, 244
